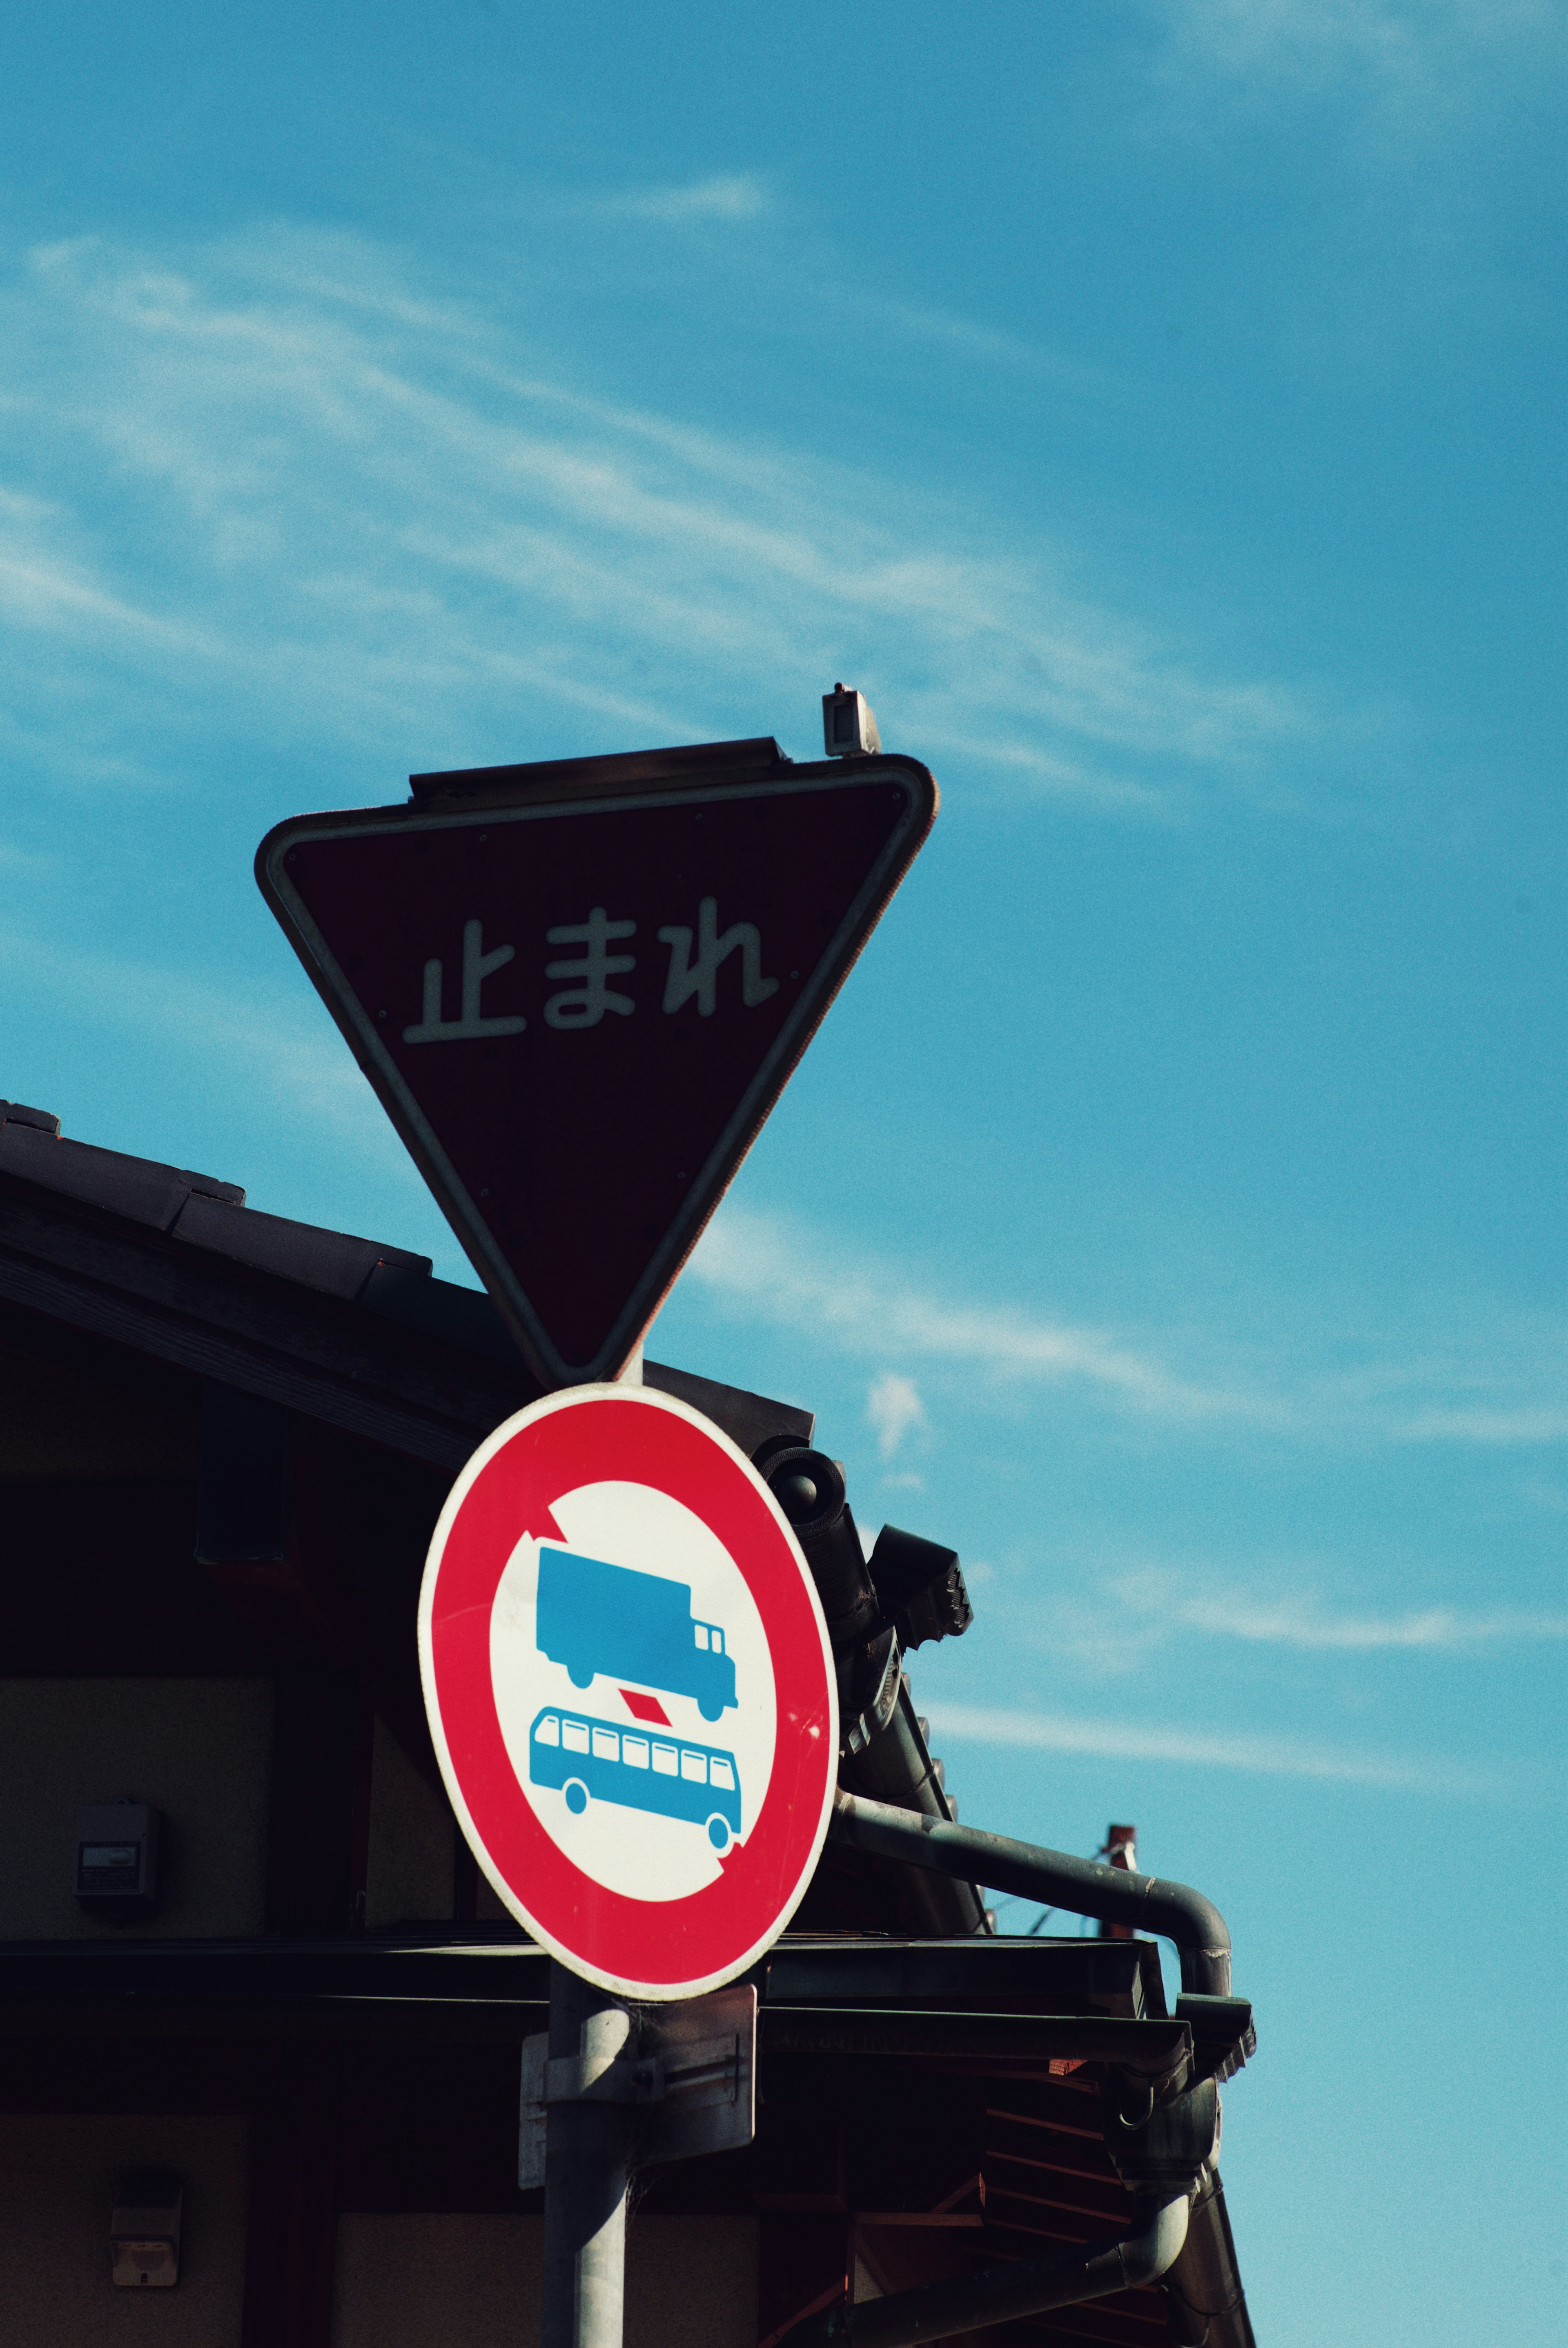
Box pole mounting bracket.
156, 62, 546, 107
520, 1982, 756, 2188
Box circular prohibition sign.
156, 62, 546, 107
417, 1382, 839, 2000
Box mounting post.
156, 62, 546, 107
541, 1963, 633, 2348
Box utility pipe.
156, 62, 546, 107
827, 1790, 1233, 1995
841, 1668, 987, 1939
775, 2190, 1190, 2348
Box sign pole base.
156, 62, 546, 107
541, 1962, 633, 2348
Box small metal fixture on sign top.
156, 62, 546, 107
518, 1982, 757, 2189
822, 683, 881, 758
110, 2172, 182, 2288
76, 1801, 160, 1918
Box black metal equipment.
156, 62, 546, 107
758, 1445, 987, 1938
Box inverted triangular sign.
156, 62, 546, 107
256, 737, 937, 1388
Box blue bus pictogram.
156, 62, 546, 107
534, 1544, 737, 1720
528, 1708, 744, 1851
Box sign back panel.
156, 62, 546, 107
256, 747, 936, 1386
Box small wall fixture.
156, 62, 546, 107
76, 1801, 161, 1917
110, 2172, 183, 2288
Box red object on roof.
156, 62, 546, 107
1099, 1823, 1137, 1941
256, 740, 935, 1388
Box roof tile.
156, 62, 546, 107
0, 1103, 63, 1136
170, 1190, 430, 1302
0, 1124, 195, 1230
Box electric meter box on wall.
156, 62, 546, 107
75, 1803, 160, 1917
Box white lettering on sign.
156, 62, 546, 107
403, 919, 530, 1044
658, 899, 779, 1018
400, 901, 781, 1043
543, 908, 637, 1030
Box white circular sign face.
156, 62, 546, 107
419, 1383, 838, 2000
489, 1478, 778, 1902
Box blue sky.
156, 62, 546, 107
2, 2, 1565, 2334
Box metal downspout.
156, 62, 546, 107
775, 2190, 1191, 2348
826, 1789, 1233, 1994
1162, 2167, 1257, 2348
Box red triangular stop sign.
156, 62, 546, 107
256, 738, 936, 1387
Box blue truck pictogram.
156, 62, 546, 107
534, 1544, 737, 1720
528, 1708, 743, 1850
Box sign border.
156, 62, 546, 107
417, 1380, 839, 2000
255, 751, 937, 1387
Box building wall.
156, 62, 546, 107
0, 1336, 197, 1478
0, 1678, 273, 1940
364, 1713, 456, 1929
0, 2112, 248, 2348
332, 2214, 760, 2348
474, 1868, 513, 1923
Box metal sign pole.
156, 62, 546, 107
523, 1971, 759, 2348
541, 1962, 633, 2348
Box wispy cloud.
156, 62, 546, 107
866, 297, 1127, 404
0, 918, 402, 1168
1110, 1565, 1568, 1652
686, 1204, 1568, 1453
1394, 1405, 1568, 1445
607, 174, 771, 223
0, 224, 1312, 814
690, 1206, 1261, 1423
1149, 0, 1554, 95
866, 1370, 928, 1462
924, 1698, 1503, 1796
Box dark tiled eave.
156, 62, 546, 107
0, 1098, 810, 1465
0, 1935, 1184, 2074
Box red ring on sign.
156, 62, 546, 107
421, 1388, 836, 1995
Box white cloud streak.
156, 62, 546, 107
690, 1206, 1263, 1424
0, 225, 1311, 812
607, 175, 771, 223
923, 1698, 1502, 1795
1151, 0, 1555, 94
0, 919, 402, 1167
866, 1370, 927, 1461
686, 1204, 1568, 1452
1110, 1567, 1568, 1652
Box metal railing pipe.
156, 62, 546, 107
826, 1790, 1232, 1995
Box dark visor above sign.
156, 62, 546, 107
256, 740, 937, 1388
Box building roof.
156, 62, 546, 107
0, 1093, 812, 1467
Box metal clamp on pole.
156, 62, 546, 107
523, 1976, 757, 2193
543, 2051, 664, 2107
